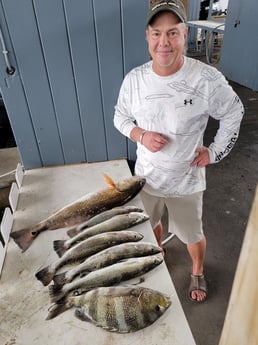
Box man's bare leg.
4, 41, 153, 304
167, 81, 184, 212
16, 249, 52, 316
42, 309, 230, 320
153, 222, 163, 249
187, 236, 207, 301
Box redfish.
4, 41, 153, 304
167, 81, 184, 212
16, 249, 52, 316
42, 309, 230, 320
10, 174, 145, 252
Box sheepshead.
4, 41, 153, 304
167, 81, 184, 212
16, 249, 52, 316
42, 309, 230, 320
54, 212, 149, 257
66, 205, 143, 238
49, 254, 163, 303
10, 174, 146, 252
46, 285, 171, 333
35, 231, 143, 286
53, 242, 162, 285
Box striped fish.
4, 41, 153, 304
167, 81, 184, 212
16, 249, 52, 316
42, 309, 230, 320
46, 286, 171, 333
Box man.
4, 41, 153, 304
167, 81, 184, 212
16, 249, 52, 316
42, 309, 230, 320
114, 0, 244, 302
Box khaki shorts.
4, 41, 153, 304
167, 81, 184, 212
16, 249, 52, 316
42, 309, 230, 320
140, 190, 204, 244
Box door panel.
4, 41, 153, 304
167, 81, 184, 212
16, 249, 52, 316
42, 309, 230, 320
220, 0, 258, 91
0, 0, 149, 168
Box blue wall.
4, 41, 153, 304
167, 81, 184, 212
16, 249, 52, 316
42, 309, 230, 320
0, 0, 149, 168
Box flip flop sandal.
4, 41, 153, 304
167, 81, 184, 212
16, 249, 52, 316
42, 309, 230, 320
188, 274, 208, 302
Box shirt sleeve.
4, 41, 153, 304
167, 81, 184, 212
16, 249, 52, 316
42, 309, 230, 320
113, 73, 137, 139
207, 72, 244, 164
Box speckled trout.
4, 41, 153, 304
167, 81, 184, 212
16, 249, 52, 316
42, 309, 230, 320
35, 231, 143, 286
53, 242, 162, 285
66, 205, 144, 238
46, 285, 171, 333
10, 174, 146, 252
53, 212, 149, 257
48, 254, 164, 303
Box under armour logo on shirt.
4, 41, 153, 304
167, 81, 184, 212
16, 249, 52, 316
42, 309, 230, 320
184, 99, 193, 105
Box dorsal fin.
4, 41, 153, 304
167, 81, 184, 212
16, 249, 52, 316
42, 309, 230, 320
103, 173, 116, 189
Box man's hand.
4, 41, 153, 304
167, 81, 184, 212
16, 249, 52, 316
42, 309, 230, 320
191, 146, 210, 167
130, 127, 169, 152
141, 131, 169, 152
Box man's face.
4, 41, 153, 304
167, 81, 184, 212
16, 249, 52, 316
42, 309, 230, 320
146, 11, 188, 75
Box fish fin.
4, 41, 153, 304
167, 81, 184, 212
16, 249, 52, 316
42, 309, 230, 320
79, 270, 90, 278
75, 309, 121, 333
49, 284, 66, 303
122, 277, 145, 287
74, 308, 94, 323
53, 272, 67, 286
35, 266, 55, 286
53, 240, 67, 257
103, 173, 116, 189
66, 228, 79, 238
10, 227, 39, 252
46, 300, 69, 320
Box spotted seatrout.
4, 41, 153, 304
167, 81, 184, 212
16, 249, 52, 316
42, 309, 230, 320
10, 174, 146, 252
46, 285, 171, 333
53, 212, 149, 257
66, 205, 144, 238
35, 231, 143, 286
53, 242, 162, 285
48, 254, 164, 303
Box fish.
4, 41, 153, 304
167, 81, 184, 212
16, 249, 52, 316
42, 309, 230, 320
53, 242, 162, 285
35, 231, 143, 286
53, 212, 149, 257
66, 205, 144, 238
46, 285, 171, 333
10, 174, 146, 252
48, 254, 163, 303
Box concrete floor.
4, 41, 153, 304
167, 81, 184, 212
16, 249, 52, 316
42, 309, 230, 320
0, 68, 258, 345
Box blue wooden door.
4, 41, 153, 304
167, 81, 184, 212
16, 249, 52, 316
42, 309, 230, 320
0, 0, 149, 169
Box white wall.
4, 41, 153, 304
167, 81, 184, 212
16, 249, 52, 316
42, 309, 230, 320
220, 0, 228, 12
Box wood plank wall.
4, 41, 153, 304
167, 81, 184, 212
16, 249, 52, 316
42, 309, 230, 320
219, 186, 258, 345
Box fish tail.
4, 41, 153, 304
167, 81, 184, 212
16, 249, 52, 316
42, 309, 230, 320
35, 266, 55, 286
49, 284, 66, 303
10, 223, 45, 252
66, 228, 79, 238
103, 173, 116, 189
53, 240, 67, 257
53, 271, 68, 286
46, 299, 70, 320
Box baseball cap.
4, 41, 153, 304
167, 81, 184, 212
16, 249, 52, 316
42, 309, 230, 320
146, 0, 187, 26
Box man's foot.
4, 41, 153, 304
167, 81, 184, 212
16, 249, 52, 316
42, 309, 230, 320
188, 274, 207, 302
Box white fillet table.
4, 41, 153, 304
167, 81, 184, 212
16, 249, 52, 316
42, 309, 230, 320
0, 159, 196, 345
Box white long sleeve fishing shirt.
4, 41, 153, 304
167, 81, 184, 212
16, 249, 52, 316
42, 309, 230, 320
114, 57, 244, 197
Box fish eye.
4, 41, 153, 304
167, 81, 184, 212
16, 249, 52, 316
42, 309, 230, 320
73, 290, 80, 296
155, 305, 161, 312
